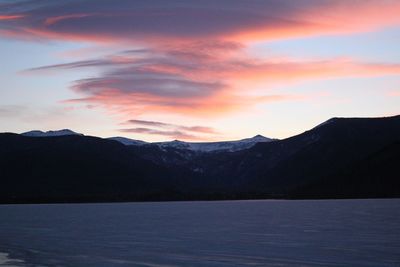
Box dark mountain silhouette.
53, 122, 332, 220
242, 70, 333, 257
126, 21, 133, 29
0, 115, 399, 203
195, 115, 400, 196
292, 141, 400, 198
0, 134, 195, 203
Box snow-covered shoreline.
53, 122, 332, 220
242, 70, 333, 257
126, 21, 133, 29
0, 252, 24, 267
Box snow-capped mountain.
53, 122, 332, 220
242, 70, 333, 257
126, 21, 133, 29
22, 129, 82, 137
111, 134, 275, 152
154, 135, 274, 152
3, 116, 398, 203
20, 129, 274, 152
108, 137, 148, 146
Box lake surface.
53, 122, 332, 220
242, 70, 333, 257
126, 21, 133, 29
0, 199, 399, 267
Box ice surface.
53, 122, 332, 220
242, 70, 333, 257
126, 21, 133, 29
0, 199, 399, 267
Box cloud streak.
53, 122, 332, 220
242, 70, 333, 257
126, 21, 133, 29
119, 119, 217, 140
119, 127, 200, 140
0, 15, 24, 20
125, 119, 216, 134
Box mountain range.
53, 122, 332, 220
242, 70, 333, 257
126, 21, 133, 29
21, 130, 274, 153
0, 115, 399, 204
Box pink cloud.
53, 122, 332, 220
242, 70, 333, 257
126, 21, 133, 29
124, 119, 217, 134
118, 119, 218, 140
2, 0, 400, 131
25, 41, 400, 118
119, 127, 201, 141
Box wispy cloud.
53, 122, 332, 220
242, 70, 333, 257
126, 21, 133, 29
119, 119, 217, 140
0, 14, 24, 20
124, 119, 216, 134
119, 127, 199, 140
26, 46, 400, 117
44, 14, 94, 26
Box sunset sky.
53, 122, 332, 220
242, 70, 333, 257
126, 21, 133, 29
1, 0, 399, 141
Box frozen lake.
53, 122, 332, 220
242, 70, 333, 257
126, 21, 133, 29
0, 199, 399, 266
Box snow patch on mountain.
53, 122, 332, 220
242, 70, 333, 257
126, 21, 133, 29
108, 137, 148, 146
154, 135, 275, 152
22, 129, 82, 137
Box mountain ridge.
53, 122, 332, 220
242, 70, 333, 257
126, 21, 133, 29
1, 115, 399, 203
19, 129, 276, 153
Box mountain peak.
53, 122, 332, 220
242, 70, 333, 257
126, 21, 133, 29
239, 134, 273, 143
251, 134, 271, 141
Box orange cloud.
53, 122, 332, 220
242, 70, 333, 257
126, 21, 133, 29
224, 59, 400, 85
0, 15, 24, 20
63, 87, 298, 118
230, 1, 400, 42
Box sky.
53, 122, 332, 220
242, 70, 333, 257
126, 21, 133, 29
0, 0, 399, 142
